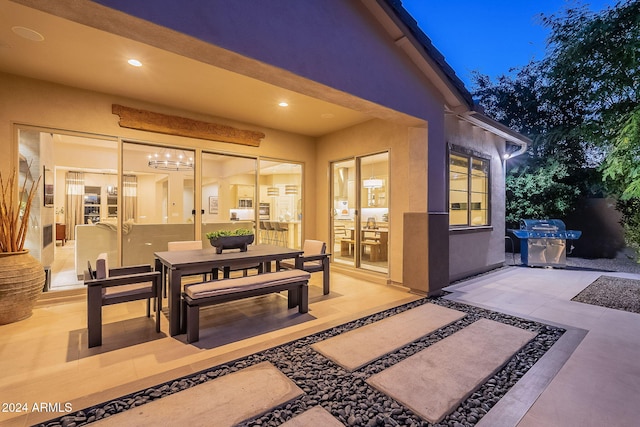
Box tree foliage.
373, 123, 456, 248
602, 107, 640, 200
505, 158, 581, 228
542, 0, 640, 148
472, 0, 640, 249
544, 0, 640, 252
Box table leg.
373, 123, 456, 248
322, 256, 330, 295
168, 269, 183, 336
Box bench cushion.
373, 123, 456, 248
185, 269, 310, 299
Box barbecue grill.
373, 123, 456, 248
511, 219, 582, 267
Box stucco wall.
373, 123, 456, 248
316, 119, 417, 285
91, 0, 445, 123
3, 1, 460, 288
445, 114, 507, 281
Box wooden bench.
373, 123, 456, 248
340, 238, 355, 256
181, 269, 311, 343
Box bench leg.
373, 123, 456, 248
287, 287, 299, 309
87, 286, 103, 348
299, 284, 308, 313
186, 304, 200, 344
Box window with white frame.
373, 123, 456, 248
449, 150, 489, 227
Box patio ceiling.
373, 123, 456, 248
0, 0, 373, 137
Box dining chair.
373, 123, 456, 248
264, 221, 275, 244
273, 221, 289, 246
278, 239, 330, 294
86, 252, 161, 348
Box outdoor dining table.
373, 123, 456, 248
154, 244, 304, 336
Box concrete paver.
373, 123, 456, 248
91, 362, 303, 427
312, 303, 465, 371
280, 406, 344, 427
445, 267, 640, 427
367, 319, 536, 424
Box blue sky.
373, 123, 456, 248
401, 0, 617, 89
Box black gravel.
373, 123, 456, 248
39, 297, 564, 427
572, 275, 640, 314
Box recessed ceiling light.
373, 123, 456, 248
127, 59, 143, 67
278, 102, 289, 107
12, 26, 44, 42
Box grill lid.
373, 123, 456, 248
512, 219, 582, 239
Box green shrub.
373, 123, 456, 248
205, 228, 253, 240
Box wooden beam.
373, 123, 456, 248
112, 104, 265, 147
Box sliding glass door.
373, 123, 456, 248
331, 152, 389, 274
16, 125, 306, 291
18, 129, 120, 288
122, 142, 195, 267
258, 159, 303, 249
201, 152, 257, 246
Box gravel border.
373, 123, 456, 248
40, 297, 564, 427
572, 275, 640, 314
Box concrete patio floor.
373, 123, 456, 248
444, 265, 640, 427
2, 263, 640, 426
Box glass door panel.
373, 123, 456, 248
360, 152, 389, 273
122, 142, 195, 266
331, 159, 357, 267
331, 152, 389, 274
18, 129, 119, 289
202, 152, 257, 247
258, 159, 303, 249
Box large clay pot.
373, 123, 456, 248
0, 250, 45, 324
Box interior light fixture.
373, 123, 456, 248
147, 148, 193, 171
278, 102, 289, 107
285, 184, 298, 195
363, 178, 383, 189
363, 160, 383, 189
267, 187, 279, 196
127, 58, 143, 67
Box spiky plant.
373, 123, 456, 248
0, 168, 40, 252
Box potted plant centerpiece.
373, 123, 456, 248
206, 228, 254, 254
0, 168, 46, 324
